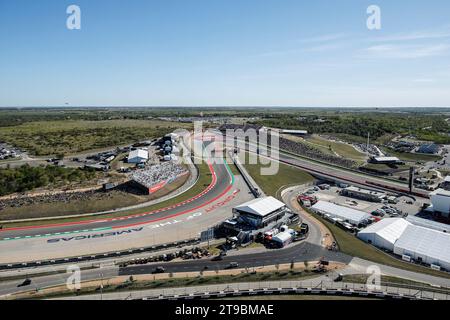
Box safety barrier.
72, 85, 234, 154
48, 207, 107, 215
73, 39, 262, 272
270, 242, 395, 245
0, 238, 201, 271
140, 280, 450, 301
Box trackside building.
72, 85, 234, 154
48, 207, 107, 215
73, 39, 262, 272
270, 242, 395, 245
430, 188, 450, 218
311, 201, 371, 226
233, 197, 287, 229
357, 218, 409, 251
358, 218, 450, 270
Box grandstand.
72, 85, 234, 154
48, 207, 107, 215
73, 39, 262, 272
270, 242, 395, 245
131, 162, 188, 195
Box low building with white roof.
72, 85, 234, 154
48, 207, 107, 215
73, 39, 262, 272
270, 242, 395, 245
358, 218, 450, 270
430, 188, 450, 218
128, 149, 149, 164
394, 224, 450, 270
371, 156, 403, 164
233, 196, 287, 229
311, 200, 371, 226
357, 218, 410, 251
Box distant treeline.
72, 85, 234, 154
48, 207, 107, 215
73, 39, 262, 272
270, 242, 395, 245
0, 165, 97, 196
1, 108, 449, 144
256, 113, 450, 144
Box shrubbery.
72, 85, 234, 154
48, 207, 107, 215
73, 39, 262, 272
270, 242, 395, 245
0, 165, 97, 196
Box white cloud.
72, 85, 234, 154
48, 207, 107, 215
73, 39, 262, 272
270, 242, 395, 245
371, 29, 450, 42
362, 44, 450, 59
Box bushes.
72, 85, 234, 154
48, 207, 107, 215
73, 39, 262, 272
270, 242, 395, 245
0, 165, 97, 196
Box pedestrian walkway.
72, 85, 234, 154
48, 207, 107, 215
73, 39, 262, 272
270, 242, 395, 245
53, 278, 450, 300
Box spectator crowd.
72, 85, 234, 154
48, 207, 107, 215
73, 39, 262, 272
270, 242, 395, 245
131, 161, 188, 189
277, 136, 357, 168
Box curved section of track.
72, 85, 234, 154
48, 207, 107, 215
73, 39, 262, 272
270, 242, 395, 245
0, 159, 233, 241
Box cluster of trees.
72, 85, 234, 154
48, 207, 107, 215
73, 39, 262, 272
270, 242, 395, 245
0, 126, 175, 156
0, 165, 97, 196
257, 113, 450, 144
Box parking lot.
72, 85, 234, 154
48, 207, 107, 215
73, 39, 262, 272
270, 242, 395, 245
299, 184, 427, 220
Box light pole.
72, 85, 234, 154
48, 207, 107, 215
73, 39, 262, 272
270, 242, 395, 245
100, 272, 104, 301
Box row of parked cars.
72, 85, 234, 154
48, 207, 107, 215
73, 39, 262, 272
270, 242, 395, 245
372, 205, 403, 217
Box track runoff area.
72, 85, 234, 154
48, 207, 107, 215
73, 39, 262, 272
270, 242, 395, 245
0, 136, 254, 265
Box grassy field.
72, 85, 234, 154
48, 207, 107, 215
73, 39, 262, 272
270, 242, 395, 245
0, 173, 189, 221
24, 268, 320, 299
361, 163, 411, 175
0, 119, 190, 156
3, 161, 210, 227
241, 154, 315, 197
309, 210, 450, 279
381, 147, 442, 163
304, 135, 367, 162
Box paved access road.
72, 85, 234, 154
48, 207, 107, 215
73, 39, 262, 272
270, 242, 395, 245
0, 241, 350, 297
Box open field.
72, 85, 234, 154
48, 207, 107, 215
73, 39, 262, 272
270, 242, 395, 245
0, 173, 189, 221
304, 135, 367, 162
0, 165, 101, 197
0, 119, 190, 156
382, 147, 442, 163
3, 162, 209, 227
241, 155, 315, 197
308, 209, 450, 279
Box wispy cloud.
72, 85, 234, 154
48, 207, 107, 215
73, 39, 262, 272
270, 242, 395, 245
371, 28, 450, 42
413, 78, 435, 83
257, 33, 347, 57
362, 44, 450, 59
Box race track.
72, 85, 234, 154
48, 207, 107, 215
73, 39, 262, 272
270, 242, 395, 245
0, 139, 254, 264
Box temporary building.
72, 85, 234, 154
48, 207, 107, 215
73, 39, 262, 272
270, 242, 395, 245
311, 201, 371, 225
272, 231, 293, 248
128, 149, 148, 164
394, 225, 450, 270
357, 218, 410, 251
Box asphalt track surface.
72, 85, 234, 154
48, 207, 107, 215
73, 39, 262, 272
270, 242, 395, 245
119, 242, 352, 276
0, 158, 232, 242
227, 135, 429, 198
0, 134, 427, 243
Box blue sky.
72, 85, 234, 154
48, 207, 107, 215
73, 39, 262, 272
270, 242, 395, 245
1, 0, 450, 107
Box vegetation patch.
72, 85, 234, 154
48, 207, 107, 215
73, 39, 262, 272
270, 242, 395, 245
241, 154, 315, 197
0, 119, 189, 156
0, 165, 98, 196
3, 161, 211, 227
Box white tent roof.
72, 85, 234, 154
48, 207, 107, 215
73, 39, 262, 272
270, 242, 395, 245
431, 188, 450, 197
129, 149, 148, 160
406, 215, 450, 233
234, 196, 285, 217
444, 176, 450, 183
272, 231, 292, 243
374, 156, 400, 162
394, 225, 450, 264
358, 218, 411, 245
311, 201, 371, 224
